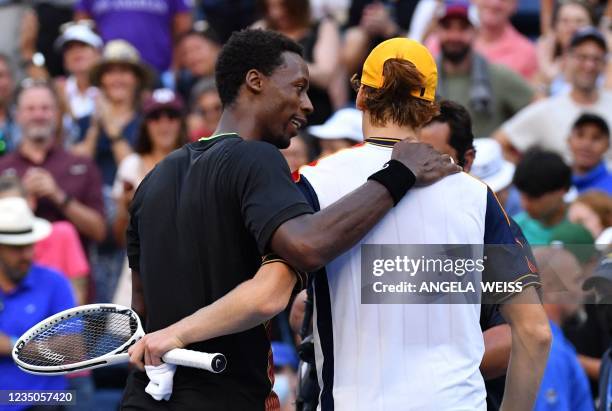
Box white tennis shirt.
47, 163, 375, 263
298, 141, 493, 411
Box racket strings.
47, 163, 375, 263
16, 311, 136, 367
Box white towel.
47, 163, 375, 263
145, 363, 177, 401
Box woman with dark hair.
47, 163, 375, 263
536, 0, 594, 95
254, 0, 342, 125
73, 40, 152, 188
112, 88, 186, 246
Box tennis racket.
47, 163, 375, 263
12, 304, 227, 376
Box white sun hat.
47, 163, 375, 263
0, 197, 51, 246
308, 108, 363, 143
54, 21, 103, 51
470, 138, 516, 192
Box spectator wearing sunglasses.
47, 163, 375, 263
112, 89, 186, 247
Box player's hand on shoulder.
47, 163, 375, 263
128, 327, 186, 369
391, 141, 461, 187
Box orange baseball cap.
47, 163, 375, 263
361, 38, 437, 102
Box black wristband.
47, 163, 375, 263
367, 160, 416, 206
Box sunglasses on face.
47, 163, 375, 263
147, 110, 181, 121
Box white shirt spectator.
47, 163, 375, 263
501, 91, 612, 164
64, 76, 98, 119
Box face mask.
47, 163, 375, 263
273, 373, 291, 405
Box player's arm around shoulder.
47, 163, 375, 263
498, 288, 552, 411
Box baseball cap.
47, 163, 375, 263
583, 252, 612, 291
570, 26, 608, 52
361, 38, 438, 102
470, 138, 515, 192
54, 22, 102, 51
308, 108, 363, 143
549, 222, 596, 264
438, 0, 472, 25
143, 89, 184, 117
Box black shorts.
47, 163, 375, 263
120, 370, 267, 411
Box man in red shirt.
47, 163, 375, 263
0, 80, 105, 244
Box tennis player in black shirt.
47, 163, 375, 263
121, 30, 460, 411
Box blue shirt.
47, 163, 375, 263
534, 322, 594, 411
600, 348, 611, 411
0, 265, 75, 411
573, 162, 612, 195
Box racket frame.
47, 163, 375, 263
12, 304, 143, 375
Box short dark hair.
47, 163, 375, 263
553, 1, 594, 29
426, 100, 474, 167
513, 149, 572, 197
215, 29, 303, 107
572, 113, 610, 138
176, 24, 222, 48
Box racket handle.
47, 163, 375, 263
162, 349, 226, 373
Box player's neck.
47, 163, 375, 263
213, 107, 254, 140
541, 202, 567, 227
363, 117, 418, 142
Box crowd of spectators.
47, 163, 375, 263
0, 1, 610, 410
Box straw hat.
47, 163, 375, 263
89, 40, 153, 88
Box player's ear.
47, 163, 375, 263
355, 87, 366, 110
245, 69, 265, 95
463, 148, 475, 172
